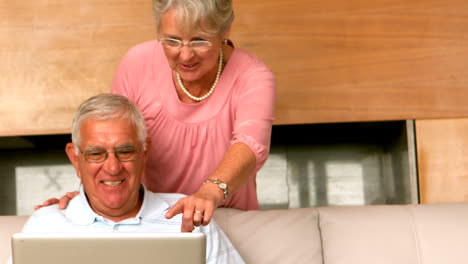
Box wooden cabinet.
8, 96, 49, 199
416, 118, 468, 203
2, 0, 468, 135
233, 0, 468, 125
1, 0, 468, 203
0, 0, 155, 136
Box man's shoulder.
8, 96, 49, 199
32, 204, 62, 217
24, 205, 66, 231
146, 192, 186, 207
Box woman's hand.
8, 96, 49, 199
34, 191, 79, 211
166, 143, 256, 232
165, 183, 225, 232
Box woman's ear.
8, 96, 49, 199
223, 24, 232, 41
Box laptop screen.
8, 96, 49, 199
12, 232, 206, 264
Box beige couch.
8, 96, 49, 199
2, 203, 468, 264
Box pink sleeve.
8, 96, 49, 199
231, 60, 276, 171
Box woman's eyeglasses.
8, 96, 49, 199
159, 38, 213, 53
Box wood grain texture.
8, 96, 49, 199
0, 0, 155, 136
231, 0, 468, 124
2, 0, 468, 135
416, 118, 468, 203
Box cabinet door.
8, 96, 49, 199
416, 118, 468, 203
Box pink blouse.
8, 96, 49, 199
112, 40, 275, 210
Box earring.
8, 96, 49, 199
223, 39, 228, 45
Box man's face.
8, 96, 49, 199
66, 118, 148, 221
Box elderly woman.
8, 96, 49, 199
38, 0, 275, 232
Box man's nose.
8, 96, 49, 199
102, 152, 123, 175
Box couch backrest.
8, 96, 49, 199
2, 203, 468, 264
319, 205, 419, 264
214, 207, 323, 264
317, 203, 468, 264
0, 209, 323, 264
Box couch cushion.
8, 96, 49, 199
318, 205, 420, 264
410, 203, 468, 264
214, 207, 323, 264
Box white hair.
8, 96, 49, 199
71, 93, 147, 154
152, 0, 234, 36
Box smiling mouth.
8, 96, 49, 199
180, 63, 197, 70
101, 180, 123, 187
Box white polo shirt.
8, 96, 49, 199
17, 185, 244, 264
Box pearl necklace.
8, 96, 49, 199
176, 48, 223, 102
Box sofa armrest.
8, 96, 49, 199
0, 216, 29, 264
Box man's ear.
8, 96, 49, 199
65, 143, 81, 180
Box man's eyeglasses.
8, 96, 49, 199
81, 147, 142, 163
159, 38, 213, 52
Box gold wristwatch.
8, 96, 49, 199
203, 179, 229, 200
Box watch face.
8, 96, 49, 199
219, 183, 227, 189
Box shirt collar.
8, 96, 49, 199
64, 184, 172, 226
137, 184, 172, 220
64, 185, 99, 225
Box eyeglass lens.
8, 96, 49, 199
83, 148, 139, 163
160, 38, 212, 52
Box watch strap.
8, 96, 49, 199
203, 179, 229, 200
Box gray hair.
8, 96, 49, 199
71, 93, 147, 154
152, 0, 234, 36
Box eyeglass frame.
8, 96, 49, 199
80, 146, 143, 163
158, 37, 214, 52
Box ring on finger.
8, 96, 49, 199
195, 210, 203, 214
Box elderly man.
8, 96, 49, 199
15, 93, 244, 263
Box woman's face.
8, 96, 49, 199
159, 8, 224, 85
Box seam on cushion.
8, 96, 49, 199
317, 208, 325, 264
407, 205, 422, 264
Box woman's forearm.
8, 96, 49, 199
204, 142, 257, 200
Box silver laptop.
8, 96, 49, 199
11, 232, 206, 264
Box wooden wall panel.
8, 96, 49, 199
416, 118, 468, 203
0, 0, 155, 136
231, 0, 468, 124
2, 0, 468, 135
